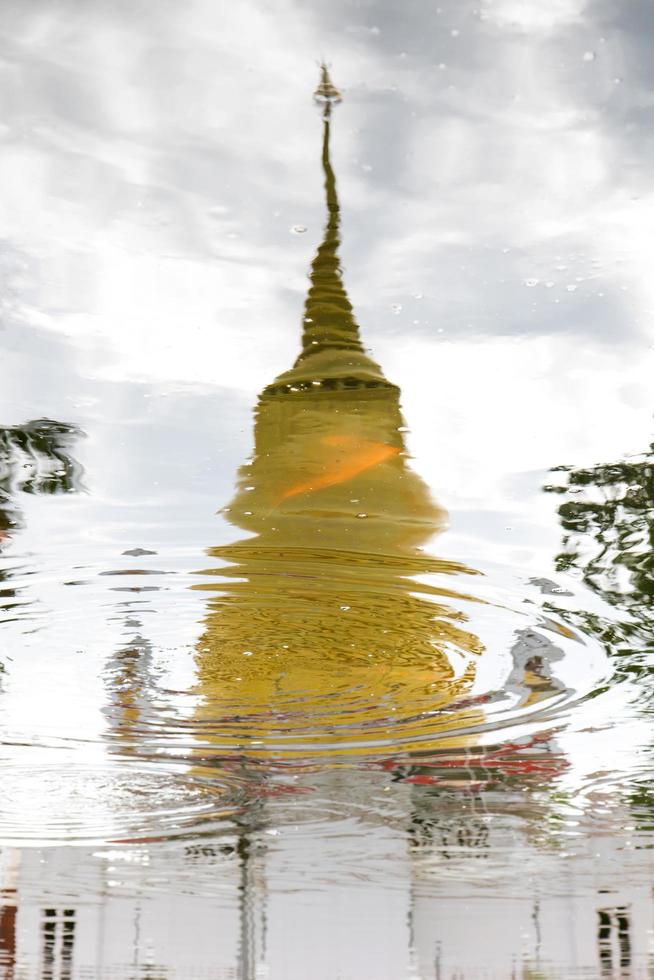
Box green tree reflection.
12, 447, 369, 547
544, 443, 653, 658
0, 418, 85, 543
545, 443, 654, 835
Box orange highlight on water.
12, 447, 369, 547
278, 434, 400, 502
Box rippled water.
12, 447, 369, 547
1, 2, 653, 977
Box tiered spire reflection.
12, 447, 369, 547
192, 67, 483, 755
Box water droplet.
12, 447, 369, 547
545, 281, 555, 288
524, 277, 539, 288
391, 303, 402, 314
451, 28, 460, 37
582, 51, 595, 62
291, 225, 307, 234
566, 284, 578, 292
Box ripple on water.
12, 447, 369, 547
0, 759, 245, 846
106, 555, 611, 765
0, 549, 612, 788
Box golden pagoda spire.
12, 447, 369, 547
270, 64, 385, 390
189, 69, 484, 759
294, 64, 367, 367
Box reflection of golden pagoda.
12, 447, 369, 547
193, 67, 484, 756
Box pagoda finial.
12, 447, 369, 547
268, 63, 386, 385
313, 62, 342, 118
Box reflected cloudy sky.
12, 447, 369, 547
0, 2, 651, 537
0, 5, 653, 974
0, 0, 651, 688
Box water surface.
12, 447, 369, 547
0, 3, 653, 977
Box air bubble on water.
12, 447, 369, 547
545, 281, 555, 288
582, 51, 595, 62
524, 278, 539, 288
291, 225, 307, 234
414, 292, 424, 299
613, 77, 622, 84
451, 29, 460, 37
350, 498, 360, 503
340, 605, 351, 612
392, 303, 402, 314
566, 284, 578, 292
242, 651, 253, 657
397, 426, 409, 432
244, 486, 255, 491
244, 511, 253, 516
356, 513, 368, 519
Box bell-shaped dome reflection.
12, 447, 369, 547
193, 68, 484, 757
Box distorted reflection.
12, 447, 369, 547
0, 891, 16, 979
546, 444, 654, 840
103, 625, 159, 754
597, 902, 632, 978
545, 443, 653, 643
0, 418, 85, 546
193, 67, 485, 758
